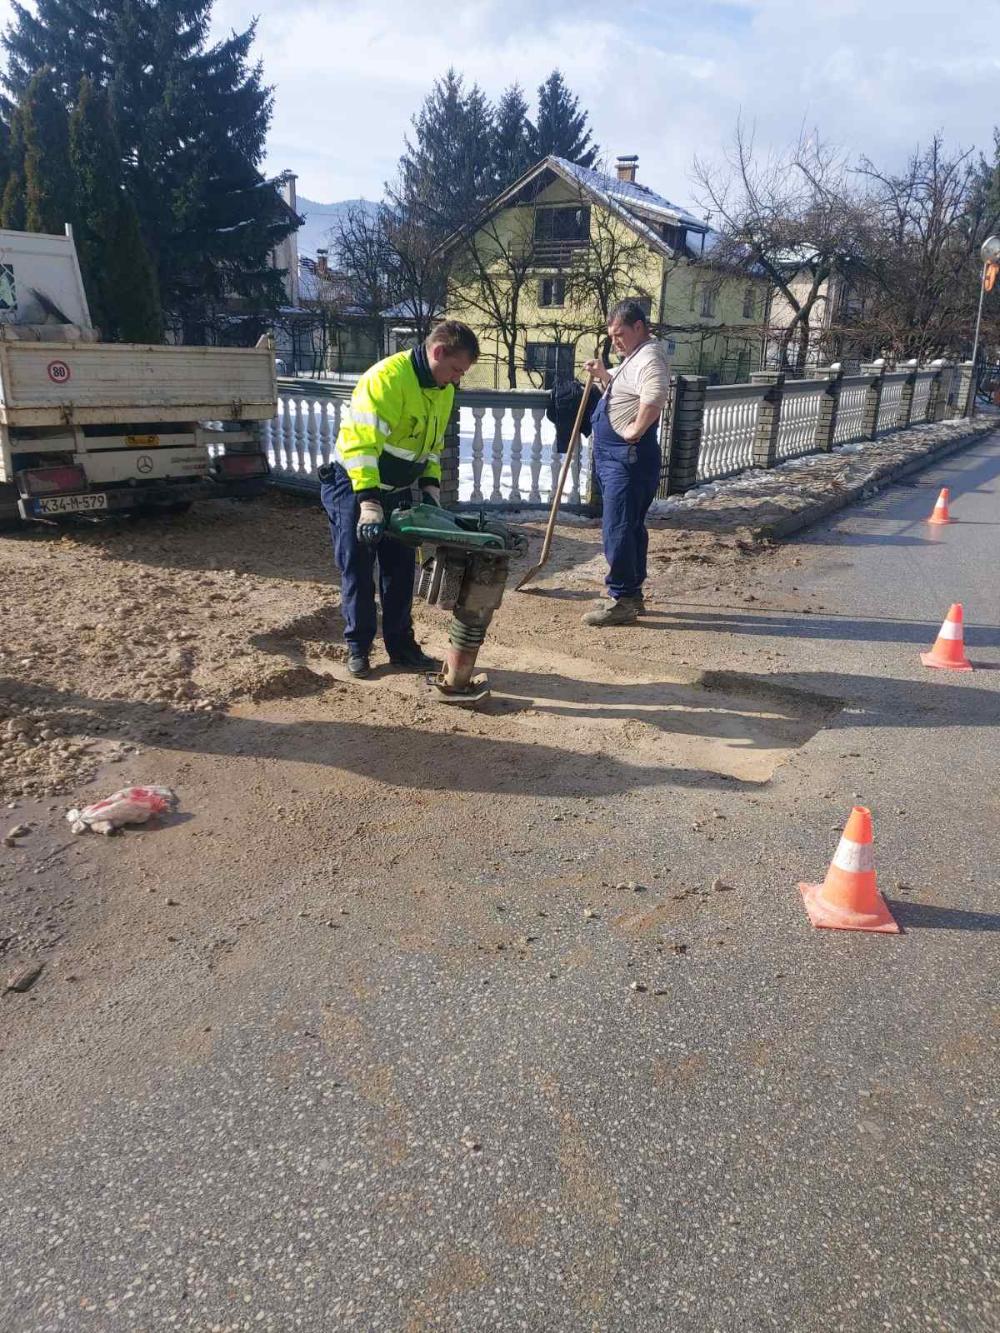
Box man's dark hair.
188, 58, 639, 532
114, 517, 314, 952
427, 320, 480, 361
607, 298, 650, 327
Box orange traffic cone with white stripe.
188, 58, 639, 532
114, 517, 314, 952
799, 806, 899, 934
927, 487, 951, 524
921, 602, 973, 671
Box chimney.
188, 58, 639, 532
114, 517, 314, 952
316, 248, 329, 278
616, 155, 638, 184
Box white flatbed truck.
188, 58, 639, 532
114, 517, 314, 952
0, 226, 276, 523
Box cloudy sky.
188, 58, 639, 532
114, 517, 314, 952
9, 0, 1000, 207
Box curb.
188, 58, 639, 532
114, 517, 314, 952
751, 422, 996, 541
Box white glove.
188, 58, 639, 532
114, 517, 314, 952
357, 499, 385, 545
421, 484, 441, 507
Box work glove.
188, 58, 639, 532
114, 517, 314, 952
356, 499, 385, 546
420, 484, 441, 507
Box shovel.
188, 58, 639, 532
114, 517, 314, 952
515, 371, 595, 592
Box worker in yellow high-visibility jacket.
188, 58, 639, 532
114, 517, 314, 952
320, 320, 480, 678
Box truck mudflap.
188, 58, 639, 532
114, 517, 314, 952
17, 474, 268, 520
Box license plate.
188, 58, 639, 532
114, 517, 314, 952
126, 434, 159, 446
35, 492, 109, 515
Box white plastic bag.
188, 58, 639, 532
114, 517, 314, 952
67, 785, 176, 836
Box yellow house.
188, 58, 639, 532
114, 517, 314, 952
443, 154, 768, 389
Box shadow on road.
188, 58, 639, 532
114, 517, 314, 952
659, 605, 1000, 649
890, 900, 1000, 932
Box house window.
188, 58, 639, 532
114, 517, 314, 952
538, 277, 566, 308
525, 341, 575, 388
699, 285, 717, 319
661, 223, 687, 252
533, 206, 591, 264
742, 286, 756, 320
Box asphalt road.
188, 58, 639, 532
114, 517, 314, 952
2, 435, 998, 1332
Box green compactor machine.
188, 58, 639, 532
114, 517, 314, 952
388, 503, 527, 706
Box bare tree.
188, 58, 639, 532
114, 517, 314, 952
382, 201, 447, 342
560, 190, 666, 361
693, 122, 874, 373
854, 136, 1000, 361
446, 205, 541, 388
334, 202, 394, 358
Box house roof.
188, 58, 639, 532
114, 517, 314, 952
438, 155, 711, 263
551, 157, 708, 233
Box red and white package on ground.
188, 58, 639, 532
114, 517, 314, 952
67, 786, 177, 836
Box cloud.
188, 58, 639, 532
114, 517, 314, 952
3, 0, 999, 211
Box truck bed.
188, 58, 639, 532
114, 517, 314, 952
0, 341, 277, 427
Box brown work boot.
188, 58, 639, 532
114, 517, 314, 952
582, 596, 642, 627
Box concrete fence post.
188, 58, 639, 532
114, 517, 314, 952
860, 359, 885, 439
750, 370, 785, 469
955, 360, 976, 418
661, 374, 708, 496
896, 358, 919, 430
813, 362, 843, 452
926, 359, 947, 423
440, 402, 461, 509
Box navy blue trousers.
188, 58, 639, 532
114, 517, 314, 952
320, 465, 415, 657
591, 400, 661, 600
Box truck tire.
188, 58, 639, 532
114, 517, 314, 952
0, 483, 21, 530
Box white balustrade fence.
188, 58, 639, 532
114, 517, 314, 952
265, 360, 967, 506
876, 374, 906, 432
698, 388, 761, 480
264, 388, 586, 508
833, 380, 868, 445
775, 382, 825, 460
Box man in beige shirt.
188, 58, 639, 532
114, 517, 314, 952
582, 300, 671, 626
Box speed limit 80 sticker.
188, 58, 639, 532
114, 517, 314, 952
46, 359, 71, 384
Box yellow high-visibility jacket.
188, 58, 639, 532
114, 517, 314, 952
335, 351, 453, 496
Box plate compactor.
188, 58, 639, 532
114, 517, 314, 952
388, 503, 527, 707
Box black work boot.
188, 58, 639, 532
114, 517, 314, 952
582, 596, 643, 627
389, 641, 439, 671
347, 651, 371, 678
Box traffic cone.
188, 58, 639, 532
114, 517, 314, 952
927, 487, 951, 524
921, 603, 973, 671
799, 806, 899, 934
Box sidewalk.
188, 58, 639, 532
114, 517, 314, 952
652, 415, 997, 539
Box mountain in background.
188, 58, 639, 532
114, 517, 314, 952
295, 196, 379, 261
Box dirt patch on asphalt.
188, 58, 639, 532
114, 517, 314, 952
0, 491, 781, 804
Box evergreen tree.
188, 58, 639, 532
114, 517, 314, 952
3, 0, 296, 342
107, 194, 163, 341
395, 69, 497, 238
492, 83, 534, 191
528, 70, 598, 168
1, 107, 26, 228
22, 67, 74, 233
69, 75, 161, 339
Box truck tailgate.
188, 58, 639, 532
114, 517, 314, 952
0, 341, 277, 426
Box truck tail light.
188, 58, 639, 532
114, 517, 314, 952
17, 464, 89, 497
212, 452, 269, 479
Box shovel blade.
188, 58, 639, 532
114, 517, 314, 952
514, 560, 543, 592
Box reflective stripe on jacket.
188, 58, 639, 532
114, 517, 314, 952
335, 351, 453, 493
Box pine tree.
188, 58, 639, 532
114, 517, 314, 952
395, 69, 497, 238
22, 67, 74, 233
69, 75, 161, 339
3, 0, 296, 341
68, 76, 115, 330
492, 83, 534, 192
107, 195, 163, 341
528, 70, 598, 168
1, 108, 26, 228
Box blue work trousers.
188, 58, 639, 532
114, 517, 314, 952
591, 398, 661, 600
320, 464, 415, 657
